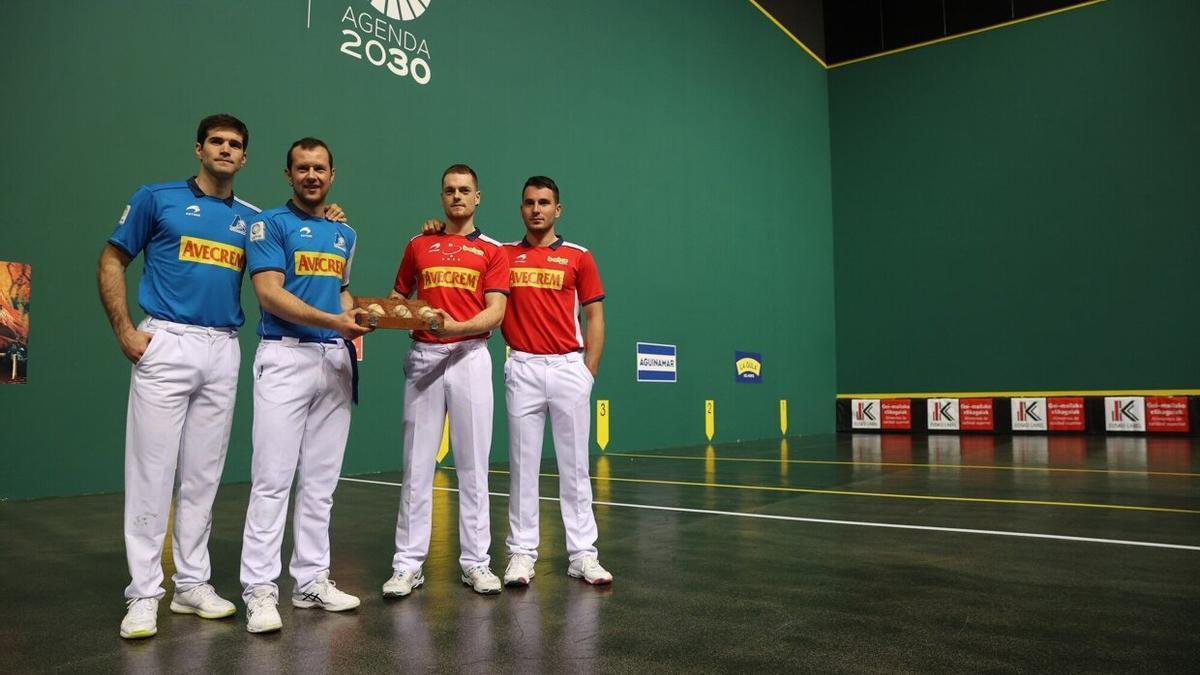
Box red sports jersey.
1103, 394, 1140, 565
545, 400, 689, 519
394, 229, 509, 343
502, 236, 605, 354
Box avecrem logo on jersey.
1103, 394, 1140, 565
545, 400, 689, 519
178, 237, 245, 272
294, 251, 346, 277
339, 1, 433, 86
422, 266, 478, 290
510, 268, 564, 290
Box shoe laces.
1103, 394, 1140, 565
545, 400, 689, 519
126, 597, 156, 617
580, 556, 603, 573
248, 588, 275, 611
188, 583, 218, 601
509, 554, 533, 569
467, 565, 495, 579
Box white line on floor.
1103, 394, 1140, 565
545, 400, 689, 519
338, 476, 1200, 552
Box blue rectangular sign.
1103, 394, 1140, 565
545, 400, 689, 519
734, 351, 762, 383
637, 342, 677, 383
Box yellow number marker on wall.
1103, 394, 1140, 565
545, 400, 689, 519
596, 400, 610, 450
437, 413, 451, 463
705, 399, 715, 441
780, 399, 788, 435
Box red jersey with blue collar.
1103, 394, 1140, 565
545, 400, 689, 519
394, 228, 509, 344
502, 235, 604, 355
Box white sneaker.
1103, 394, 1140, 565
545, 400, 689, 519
461, 565, 502, 595
567, 556, 613, 585
382, 569, 424, 598
292, 572, 361, 611
170, 583, 236, 619
503, 554, 536, 587
120, 597, 158, 639
246, 587, 282, 634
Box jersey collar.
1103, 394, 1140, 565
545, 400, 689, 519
187, 176, 235, 207
286, 199, 324, 221
520, 235, 564, 250
437, 226, 484, 240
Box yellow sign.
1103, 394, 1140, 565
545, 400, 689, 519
510, 267, 565, 290
178, 236, 244, 271
780, 399, 788, 435
735, 357, 762, 377
294, 251, 345, 277
596, 400, 609, 450
422, 266, 479, 291
705, 399, 715, 441
437, 413, 450, 463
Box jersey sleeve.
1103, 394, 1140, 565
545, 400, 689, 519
107, 186, 157, 258
342, 232, 356, 289
393, 240, 417, 296
483, 245, 510, 294
247, 214, 286, 275
577, 251, 605, 304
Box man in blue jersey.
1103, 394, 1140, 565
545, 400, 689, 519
98, 114, 259, 639
239, 137, 370, 634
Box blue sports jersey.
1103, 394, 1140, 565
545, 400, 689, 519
108, 177, 260, 328
247, 201, 357, 340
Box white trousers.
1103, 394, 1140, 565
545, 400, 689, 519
505, 350, 598, 561
124, 317, 239, 600
393, 339, 493, 573
240, 338, 353, 601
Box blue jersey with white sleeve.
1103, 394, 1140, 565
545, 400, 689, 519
247, 201, 357, 340
108, 177, 260, 328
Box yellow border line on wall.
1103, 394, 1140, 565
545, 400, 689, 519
749, 0, 1107, 70
837, 389, 1200, 400
748, 0, 828, 68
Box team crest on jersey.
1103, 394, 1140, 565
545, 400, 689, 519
250, 221, 265, 242
185, 205, 201, 217
510, 268, 564, 290
334, 233, 347, 252
118, 204, 131, 225
229, 218, 247, 235
300, 226, 313, 238
546, 256, 568, 266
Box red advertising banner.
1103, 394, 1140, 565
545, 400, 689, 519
1146, 397, 1190, 433
880, 399, 912, 430
1047, 397, 1085, 431
959, 398, 994, 431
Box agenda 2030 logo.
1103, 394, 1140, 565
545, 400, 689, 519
338, 0, 434, 85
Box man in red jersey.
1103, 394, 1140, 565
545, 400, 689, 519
499, 176, 611, 587
383, 164, 509, 596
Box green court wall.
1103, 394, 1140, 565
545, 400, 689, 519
0, 1, 835, 499
829, 0, 1200, 393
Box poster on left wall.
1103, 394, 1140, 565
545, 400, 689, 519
0, 261, 30, 384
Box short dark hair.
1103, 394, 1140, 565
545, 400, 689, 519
523, 175, 560, 202
196, 114, 249, 149
442, 164, 478, 189
287, 137, 333, 169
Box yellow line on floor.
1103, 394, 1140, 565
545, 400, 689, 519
437, 467, 1200, 515
603, 452, 1200, 478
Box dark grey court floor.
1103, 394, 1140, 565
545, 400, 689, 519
2, 433, 1198, 673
